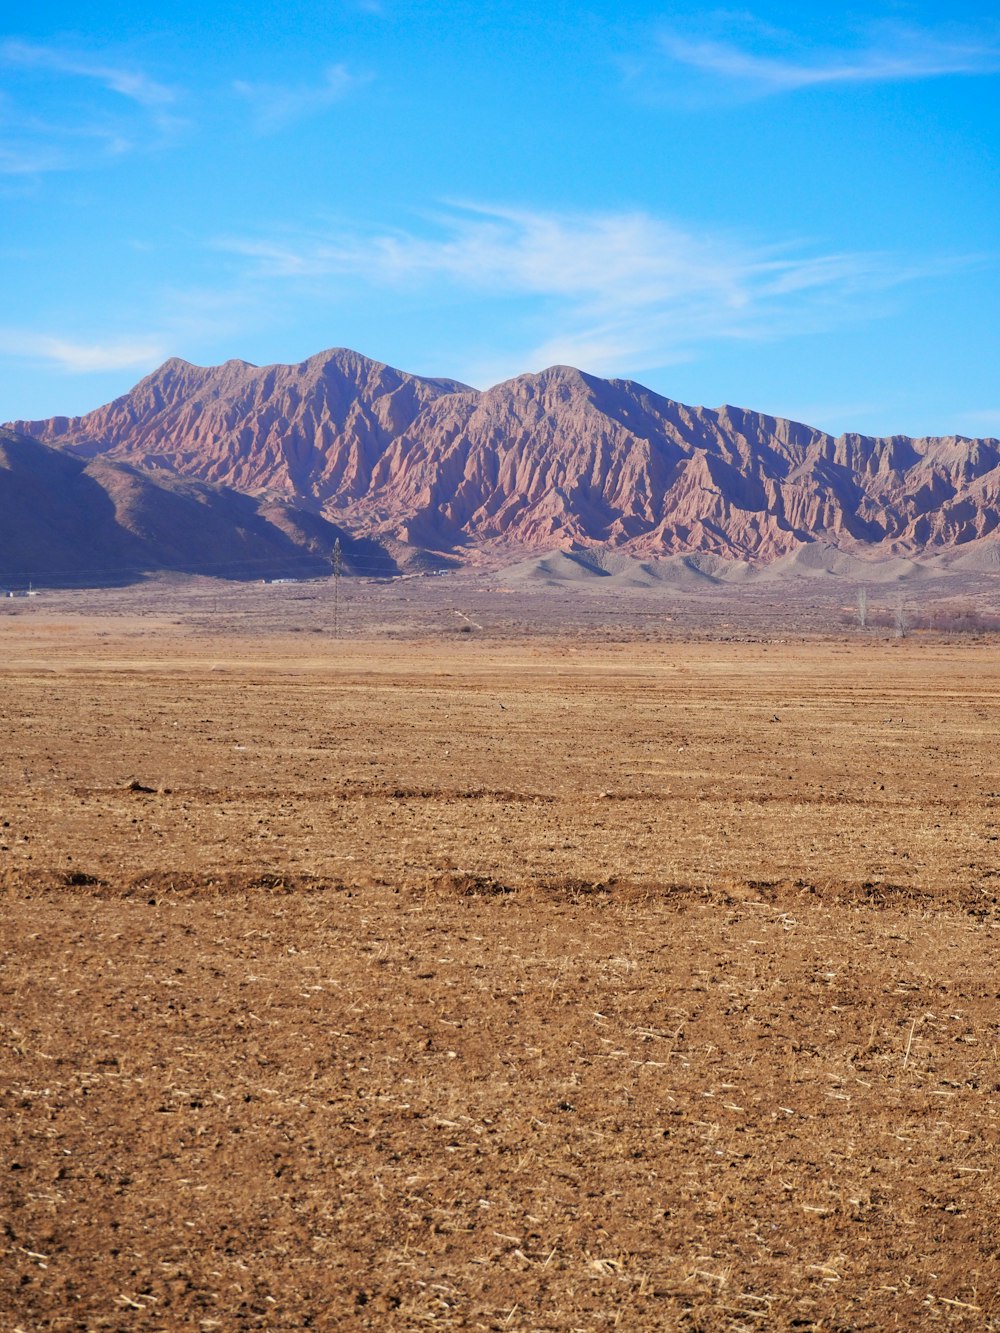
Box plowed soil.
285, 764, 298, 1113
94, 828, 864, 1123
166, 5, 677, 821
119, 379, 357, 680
2, 593, 999, 1330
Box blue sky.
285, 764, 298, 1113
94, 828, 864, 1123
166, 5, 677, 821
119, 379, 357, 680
2, 0, 999, 437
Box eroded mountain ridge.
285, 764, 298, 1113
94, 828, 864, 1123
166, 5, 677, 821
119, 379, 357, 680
10, 348, 1000, 562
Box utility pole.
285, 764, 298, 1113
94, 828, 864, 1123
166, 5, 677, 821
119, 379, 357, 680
332, 537, 342, 638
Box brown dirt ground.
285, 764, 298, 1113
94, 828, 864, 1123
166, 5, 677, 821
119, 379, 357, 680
1, 597, 999, 1329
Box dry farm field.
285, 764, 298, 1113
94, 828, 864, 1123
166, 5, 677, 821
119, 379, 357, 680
1, 584, 999, 1330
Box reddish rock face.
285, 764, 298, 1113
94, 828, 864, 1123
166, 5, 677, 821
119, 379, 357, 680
10, 349, 1000, 561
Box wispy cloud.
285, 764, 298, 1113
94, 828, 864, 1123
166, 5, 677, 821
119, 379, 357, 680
217, 202, 960, 379
234, 64, 370, 131
0, 142, 68, 176
0, 332, 166, 373
654, 20, 1000, 98
0, 40, 183, 174
0, 39, 177, 107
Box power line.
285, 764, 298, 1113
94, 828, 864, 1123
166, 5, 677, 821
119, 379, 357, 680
332, 537, 342, 637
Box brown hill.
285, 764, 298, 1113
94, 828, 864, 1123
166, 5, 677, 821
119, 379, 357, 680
0, 428, 394, 587
10, 350, 1000, 563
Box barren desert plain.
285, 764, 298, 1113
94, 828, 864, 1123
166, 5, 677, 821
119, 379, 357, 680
2, 572, 1000, 1331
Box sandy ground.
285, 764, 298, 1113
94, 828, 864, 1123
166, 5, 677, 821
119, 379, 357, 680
1, 590, 999, 1329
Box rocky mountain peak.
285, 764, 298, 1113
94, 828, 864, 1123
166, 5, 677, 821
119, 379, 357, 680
8, 349, 1000, 563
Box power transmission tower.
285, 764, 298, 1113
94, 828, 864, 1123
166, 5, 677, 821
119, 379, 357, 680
332, 537, 342, 638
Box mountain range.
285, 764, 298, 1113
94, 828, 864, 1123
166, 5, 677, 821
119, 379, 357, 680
6, 347, 1000, 584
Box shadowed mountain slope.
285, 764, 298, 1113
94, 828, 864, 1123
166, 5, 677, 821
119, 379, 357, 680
0, 428, 395, 587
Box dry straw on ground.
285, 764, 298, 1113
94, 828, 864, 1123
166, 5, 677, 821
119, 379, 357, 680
1, 589, 999, 1329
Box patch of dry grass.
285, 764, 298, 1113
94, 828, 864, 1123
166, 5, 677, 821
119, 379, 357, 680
1, 617, 999, 1328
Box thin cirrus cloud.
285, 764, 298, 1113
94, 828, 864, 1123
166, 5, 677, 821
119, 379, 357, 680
0, 332, 167, 374
0, 39, 183, 173
218, 203, 957, 378
233, 64, 370, 131
656, 22, 1000, 97
0, 39, 177, 107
